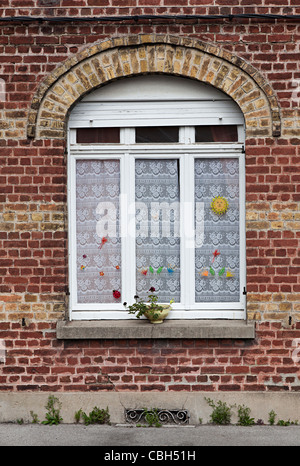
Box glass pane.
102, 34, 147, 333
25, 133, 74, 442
195, 125, 238, 142
77, 128, 120, 143
135, 159, 180, 303
136, 127, 179, 143
76, 160, 121, 303
195, 158, 240, 302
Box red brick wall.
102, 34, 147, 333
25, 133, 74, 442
0, 1, 300, 393
1, 321, 300, 392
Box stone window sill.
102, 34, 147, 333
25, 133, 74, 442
56, 319, 255, 340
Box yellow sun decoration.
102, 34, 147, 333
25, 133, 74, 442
211, 196, 229, 215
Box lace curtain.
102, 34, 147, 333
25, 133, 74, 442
76, 160, 121, 303
75, 157, 239, 305
195, 158, 240, 302
135, 159, 181, 303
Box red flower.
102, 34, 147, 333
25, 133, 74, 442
212, 249, 220, 262
149, 287, 156, 292
113, 290, 121, 299
99, 237, 108, 249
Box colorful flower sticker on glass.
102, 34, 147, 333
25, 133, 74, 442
113, 290, 121, 299
116, 265, 120, 270
99, 271, 104, 277
201, 270, 209, 277
83, 254, 87, 259
167, 265, 175, 274
99, 236, 108, 249
218, 267, 225, 277
212, 249, 220, 263
80, 265, 86, 271
141, 268, 148, 276
157, 266, 163, 274
211, 196, 229, 215
226, 270, 234, 278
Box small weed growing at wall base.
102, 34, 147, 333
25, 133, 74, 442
205, 398, 234, 425
76, 407, 110, 426
42, 395, 63, 426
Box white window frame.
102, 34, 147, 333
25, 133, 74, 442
68, 126, 246, 321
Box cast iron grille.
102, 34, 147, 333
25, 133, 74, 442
125, 408, 190, 425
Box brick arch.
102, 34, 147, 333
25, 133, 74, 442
27, 34, 281, 139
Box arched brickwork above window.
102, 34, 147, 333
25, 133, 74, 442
27, 34, 281, 139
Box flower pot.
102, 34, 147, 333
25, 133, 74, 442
144, 305, 171, 324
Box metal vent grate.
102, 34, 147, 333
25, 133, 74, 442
125, 409, 189, 425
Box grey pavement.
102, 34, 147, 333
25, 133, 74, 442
0, 423, 300, 446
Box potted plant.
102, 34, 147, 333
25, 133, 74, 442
124, 287, 173, 324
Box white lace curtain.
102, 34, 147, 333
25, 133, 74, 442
195, 158, 240, 302
135, 159, 180, 303
75, 157, 239, 305
76, 160, 121, 303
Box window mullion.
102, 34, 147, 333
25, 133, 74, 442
120, 125, 136, 308
179, 127, 195, 144
180, 152, 195, 309
120, 151, 136, 306
120, 127, 135, 144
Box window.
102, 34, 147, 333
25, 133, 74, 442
136, 127, 179, 143
68, 76, 246, 320
76, 127, 120, 144
75, 159, 121, 304
195, 125, 238, 142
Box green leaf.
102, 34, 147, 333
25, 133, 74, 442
218, 267, 225, 276
157, 266, 163, 274
209, 267, 215, 276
